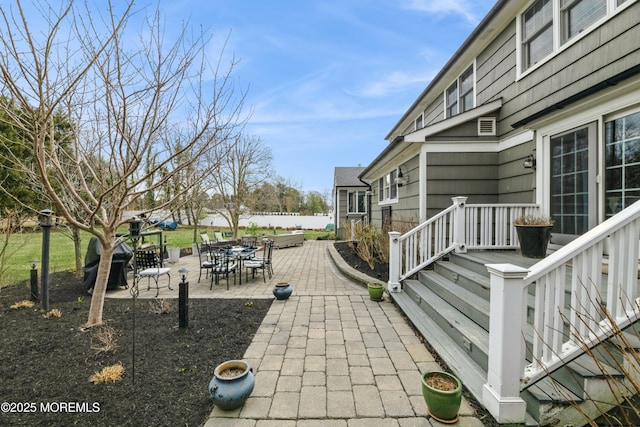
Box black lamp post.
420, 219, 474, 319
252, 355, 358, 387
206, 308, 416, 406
178, 267, 189, 329
38, 209, 54, 311
29, 259, 39, 301
128, 217, 142, 384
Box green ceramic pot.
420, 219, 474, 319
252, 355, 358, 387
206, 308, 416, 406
367, 283, 384, 301
421, 371, 462, 423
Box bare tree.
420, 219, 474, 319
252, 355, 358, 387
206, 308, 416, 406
206, 134, 273, 238
0, 1, 245, 327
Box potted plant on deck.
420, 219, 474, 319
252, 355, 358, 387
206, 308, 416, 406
514, 215, 554, 259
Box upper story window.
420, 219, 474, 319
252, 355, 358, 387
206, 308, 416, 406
415, 113, 423, 130
522, 0, 553, 70
378, 170, 398, 204
561, 0, 607, 41
348, 190, 366, 214
445, 65, 474, 118
520, 0, 631, 73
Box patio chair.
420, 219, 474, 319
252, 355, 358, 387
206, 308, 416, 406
214, 231, 231, 243
211, 251, 237, 290
135, 246, 171, 297
201, 233, 213, 249
241, 235, 258, 247
197, 243, 215, 283
244, 239, 274, 283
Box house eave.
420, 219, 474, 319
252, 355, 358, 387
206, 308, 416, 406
404, 98, 503, 142
359, 141, 421, 181
360, 99, 503, 180
385, 0, 516, 140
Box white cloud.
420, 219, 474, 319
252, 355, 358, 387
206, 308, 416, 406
403, 0, 483, 25
346, 69, 435, 98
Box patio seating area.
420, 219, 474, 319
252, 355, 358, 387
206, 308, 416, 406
107, 239, 336, 299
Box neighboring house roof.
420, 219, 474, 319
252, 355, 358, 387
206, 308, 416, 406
333, 167, 367, 187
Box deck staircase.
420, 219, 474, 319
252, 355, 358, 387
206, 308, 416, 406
392, 249, 639, 425
387, 197, 640, 426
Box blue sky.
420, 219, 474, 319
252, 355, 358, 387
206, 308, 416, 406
138, 1, 497, 195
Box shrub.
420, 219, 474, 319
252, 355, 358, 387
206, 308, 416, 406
44, 309, 62, 318
89, 363, 124, 384
149, 299, 173, 315
91, 325, 119, 355
10, 300, 35, 309
514, 215, 554, 226
343, 221, 385, 269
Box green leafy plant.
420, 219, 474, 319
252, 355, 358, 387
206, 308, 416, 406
246, 222, 259, 236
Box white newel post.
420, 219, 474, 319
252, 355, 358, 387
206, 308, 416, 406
388, 231, 401, 293
483, 263, 528, 424
452, 196, 468, 253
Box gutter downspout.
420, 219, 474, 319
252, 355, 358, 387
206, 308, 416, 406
358, 177, 372, 224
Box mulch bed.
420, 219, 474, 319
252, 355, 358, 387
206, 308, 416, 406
0, 272, 271, 427
334, 241, 389, 282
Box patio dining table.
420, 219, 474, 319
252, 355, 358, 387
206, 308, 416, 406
218, 245, 260, 285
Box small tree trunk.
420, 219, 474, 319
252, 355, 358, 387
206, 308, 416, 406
85, 238, 115, 328
73, 226, 83, 278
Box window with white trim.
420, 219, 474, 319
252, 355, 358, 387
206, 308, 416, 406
347, 190, 366, 214
605, 110, 640, 217
445, 65, 474, 118
415, 113, 423, 130
519, 0, 632, 72
378, 170, 398, 203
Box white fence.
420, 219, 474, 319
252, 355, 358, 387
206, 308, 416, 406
201, 213, 333, 230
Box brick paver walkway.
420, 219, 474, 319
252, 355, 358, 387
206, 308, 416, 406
108, 240, 483, 426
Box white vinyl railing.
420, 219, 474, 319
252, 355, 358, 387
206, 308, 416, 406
522, 201, 640, 382
484, 200, 640, 423
388, 197, 539, 284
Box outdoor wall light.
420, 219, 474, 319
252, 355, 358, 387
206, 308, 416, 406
523, 154, 536, 169
395, 168, 409, 187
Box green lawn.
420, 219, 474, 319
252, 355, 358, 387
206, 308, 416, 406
1, 226, 334, 287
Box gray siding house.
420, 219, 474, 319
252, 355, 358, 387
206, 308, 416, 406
361, 0, 640, 243
332, 166, 368, 238
357, 1, 640, 424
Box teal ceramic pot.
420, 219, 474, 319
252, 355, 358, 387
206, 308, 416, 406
273, 282, 293, 300
208, 360, 255, 410
421, 371, 462, 423
367, 283, 384, 301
